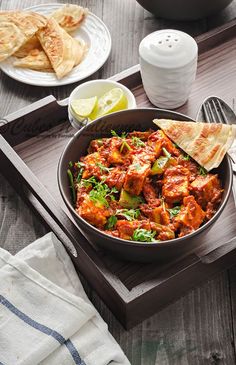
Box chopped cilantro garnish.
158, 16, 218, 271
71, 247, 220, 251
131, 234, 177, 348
120, 140, 132, 153
75, 162, 85, 183
106, 215, 118, 230
80, 176, 97, 188
81, 177, 118, 207
167, 206, 181, 219
182, 154, 190, 161
198, 166, 207, 176
96, 162, 113, 173
116, 209, 140, 221
89, 189, 109, 207
111, 130, 127, 139
132, 228, 157, 242
67, 169, 76, 204
131, 136, 145, 147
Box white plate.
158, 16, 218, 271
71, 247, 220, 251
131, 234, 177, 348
0, 3, 112, 87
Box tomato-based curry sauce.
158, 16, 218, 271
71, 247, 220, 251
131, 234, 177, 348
67, 129, 223, 243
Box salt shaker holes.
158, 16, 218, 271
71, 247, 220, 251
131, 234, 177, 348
139, 29, 198, 109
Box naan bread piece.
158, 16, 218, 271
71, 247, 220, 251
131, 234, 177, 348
0, 11, 47, 61
153, 119, 236, 171
51, 4, 88, 32
37, 18, 85, 79
14, 48, 53, 72
73, 38, 87, 66
0, 21, 23, 61
14, 35, 42, 58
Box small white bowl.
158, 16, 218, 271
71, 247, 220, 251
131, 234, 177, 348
68, 79, 137, 129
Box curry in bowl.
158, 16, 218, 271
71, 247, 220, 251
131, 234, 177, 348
67, 128, 223, 243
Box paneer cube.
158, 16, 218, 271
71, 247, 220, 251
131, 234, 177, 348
191, 174, 222, 209
123, 161, 150, 195
142, 181, 160, 205
174, 195, 205, 236
107, 138, 130, 164
162, 166, 190, 204
141, 205, 170, 225
105, 166, 126, 190
76, 196, 109, 229
148, 130, 180, 157
81, 152, 107, 179
116, 220, 140, 240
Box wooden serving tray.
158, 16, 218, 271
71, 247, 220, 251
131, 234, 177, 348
1, 20, 236, 329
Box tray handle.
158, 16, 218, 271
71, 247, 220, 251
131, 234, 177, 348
0, 135, 131, 314
0, 95, 68, 146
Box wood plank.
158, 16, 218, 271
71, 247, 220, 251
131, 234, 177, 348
89, 272, 235, 365
229, 266, 236, 362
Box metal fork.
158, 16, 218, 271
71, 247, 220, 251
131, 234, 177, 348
196, 95, 236, 203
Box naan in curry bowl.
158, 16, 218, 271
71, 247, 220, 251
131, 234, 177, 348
153, 119, 236, 171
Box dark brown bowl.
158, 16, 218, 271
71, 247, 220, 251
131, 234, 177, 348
136, 0, 233, 21
58, 108, 232, 262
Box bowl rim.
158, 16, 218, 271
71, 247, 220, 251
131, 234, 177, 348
68, 79, 137, 108
58, 107, 233, 248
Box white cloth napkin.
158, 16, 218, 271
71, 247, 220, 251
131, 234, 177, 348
0, 232, 130, 365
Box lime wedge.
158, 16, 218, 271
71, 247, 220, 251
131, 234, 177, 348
71, 96, 97, 117
90, 88, 128, 120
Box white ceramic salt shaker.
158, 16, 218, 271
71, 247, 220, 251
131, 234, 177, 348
139, 29, 198, 109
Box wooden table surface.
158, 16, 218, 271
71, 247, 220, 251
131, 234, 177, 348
1, 1, 236, 364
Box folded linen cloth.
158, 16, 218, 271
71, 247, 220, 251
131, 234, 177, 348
0, 232, 130, 365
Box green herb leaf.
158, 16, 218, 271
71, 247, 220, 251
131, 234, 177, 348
85, 177, 118, 207
182, 154, 190, 161
111, 130, 127, 139
106, 215, 118, 229
76, 168, 84, 183
68, 161, 73, 169
162, 147, 171, 159
96, 162, 113, 173
116, 209, 140, 221
76, 161, 85, 168
131, 136, 145, 147
67, 169, 76, 204
75, 162, 85, 183
198, 166, 207, 176
167, 206, 181, 219
80, 176, 98, 188
89, 189, 109, 207
132, 228, 157, 242
120, 140, 132, 153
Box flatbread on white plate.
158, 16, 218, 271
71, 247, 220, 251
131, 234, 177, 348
37, 18, 86, 79
14, 49, 53, 72
153, 119, 236, 171
50, 4, 88, 33
14, 35, 42, 58
0, 11, 47, 61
